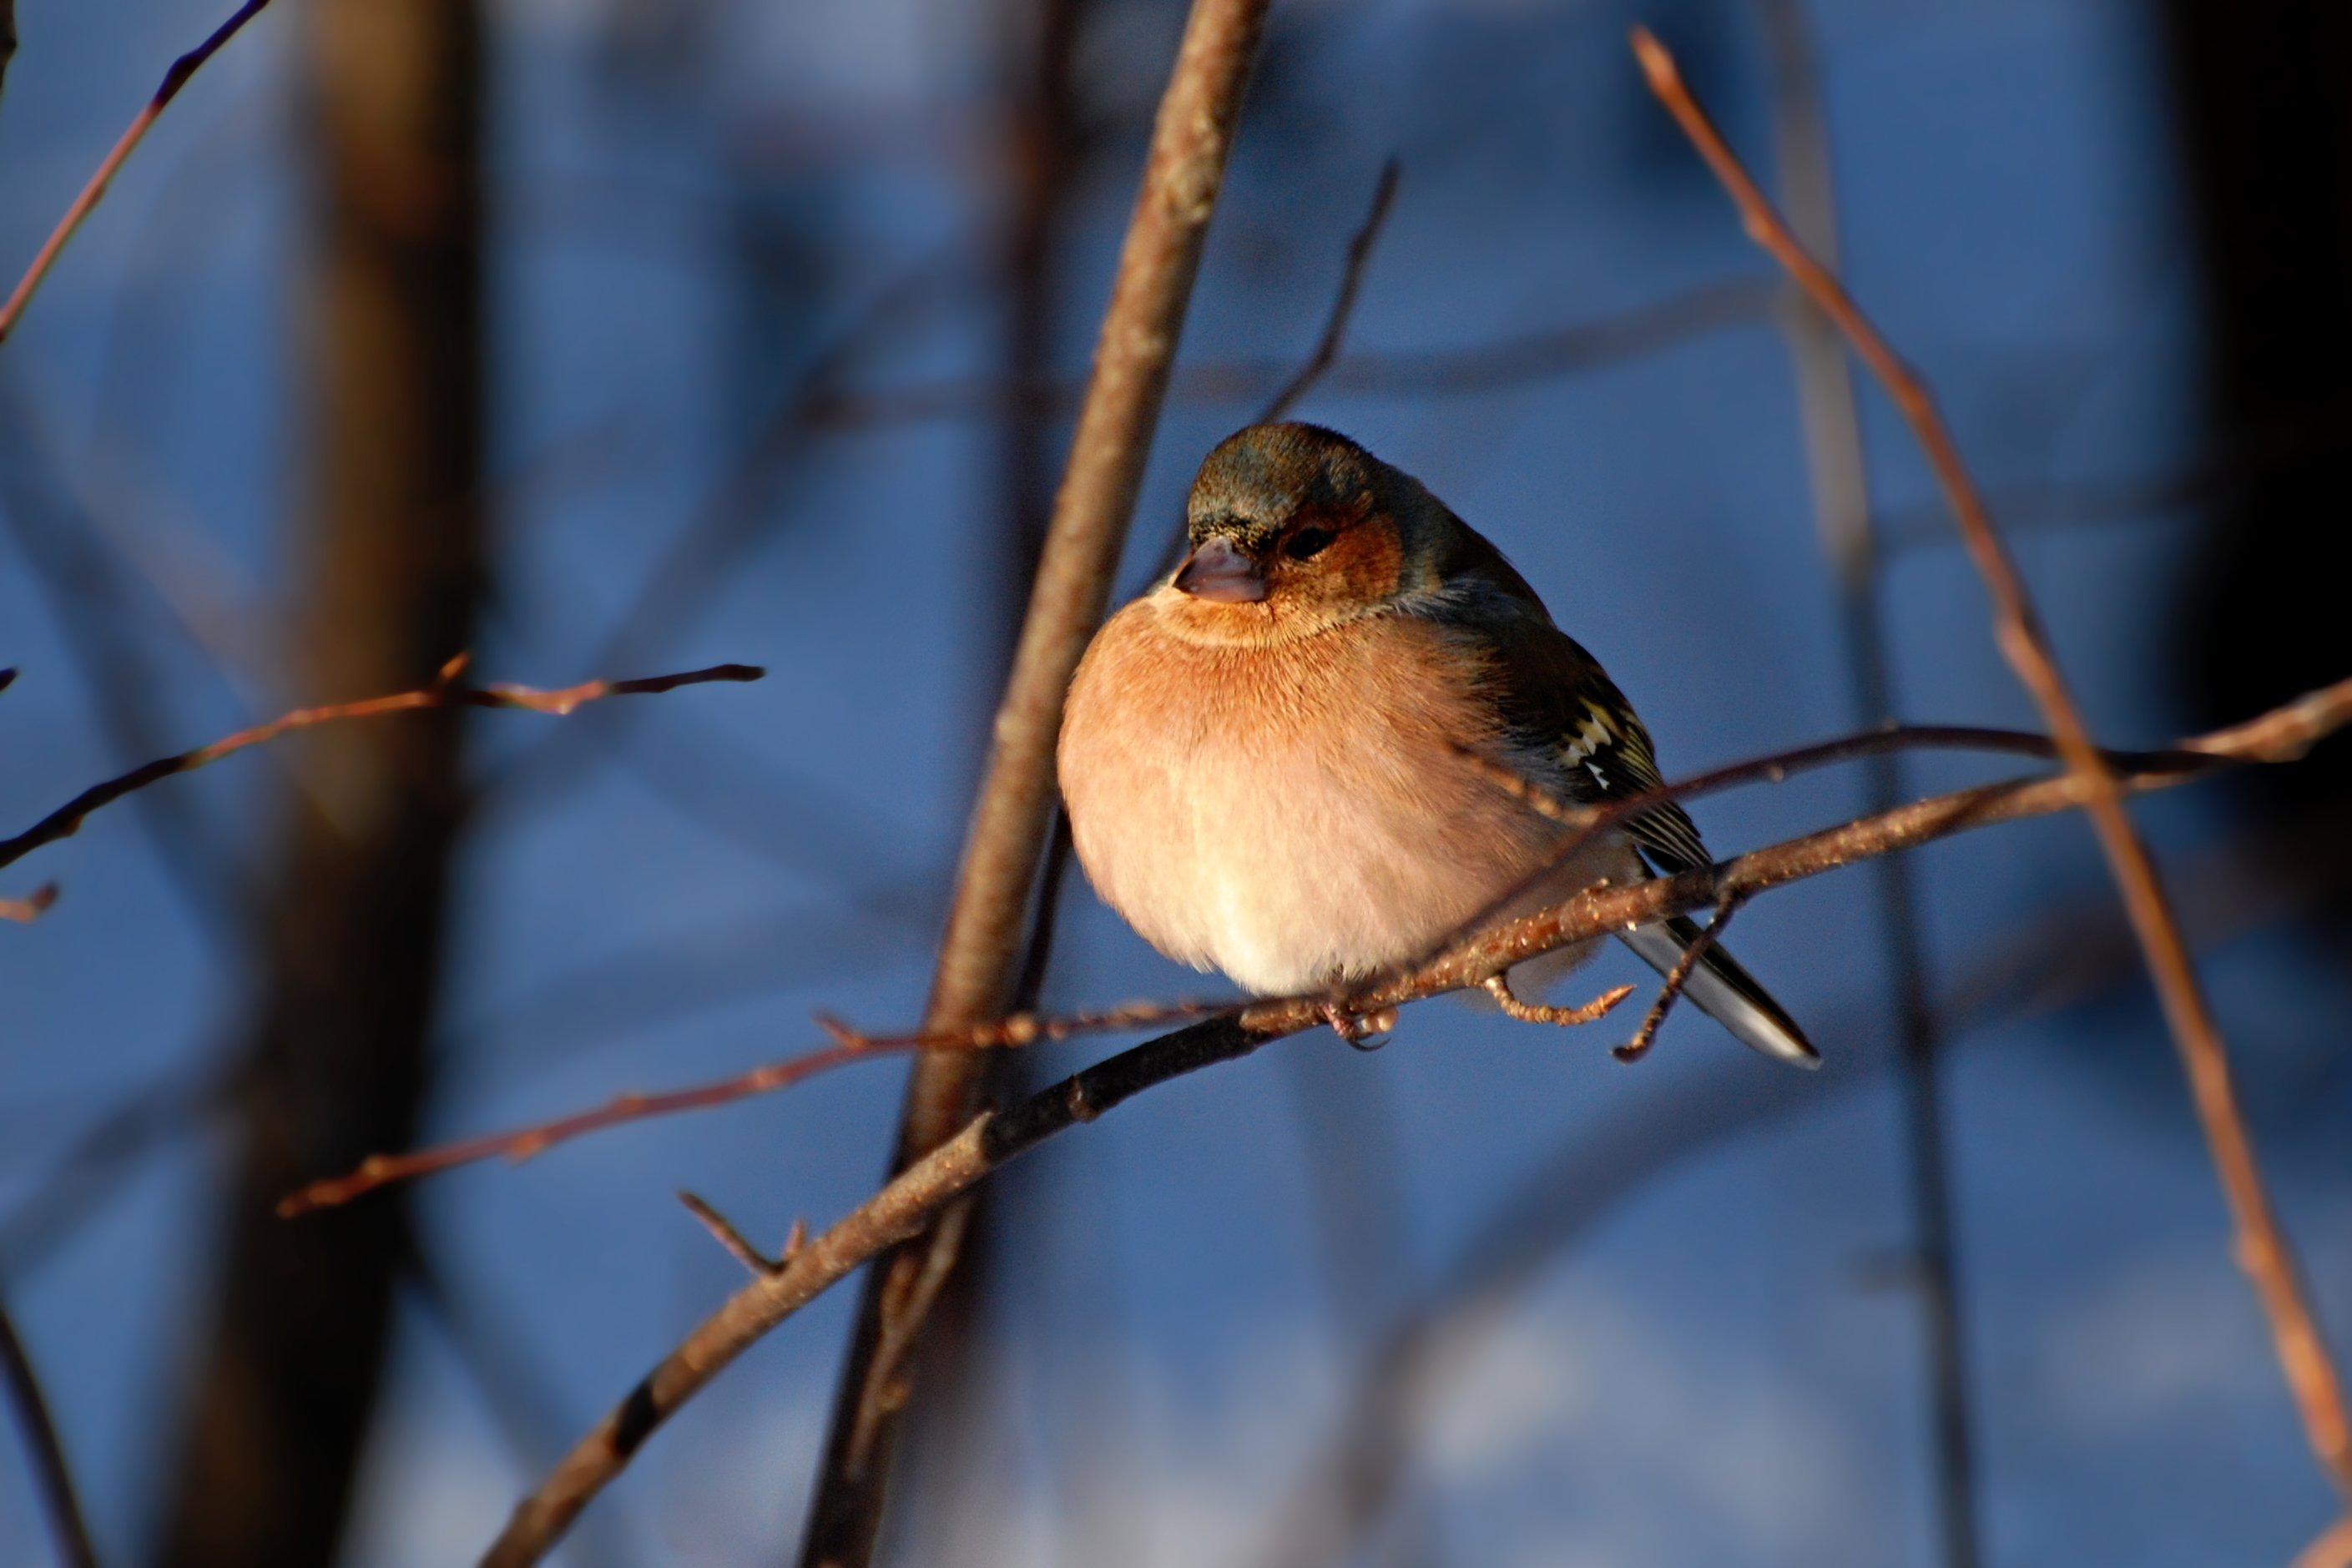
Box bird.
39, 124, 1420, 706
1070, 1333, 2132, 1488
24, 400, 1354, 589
1055, 421, 1817, 1068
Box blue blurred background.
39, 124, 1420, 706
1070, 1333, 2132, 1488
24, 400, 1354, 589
2, 0, 2347, 1563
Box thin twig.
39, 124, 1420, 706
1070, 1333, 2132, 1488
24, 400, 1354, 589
0, 0, 277, 346
471, 675, 2352, 1568
1257, 159, 1401, 424
1634, 24, 2352, 1495
0, 1287, 100, 1568
1613, 893, 1743, 1063
279, 1036, 873, 1218
284, 710, 2238, 1213
676, 1193, 801, 1277
809, 275, 1773, 427
806, 8, 1276, 1558
0, 661, 763, 875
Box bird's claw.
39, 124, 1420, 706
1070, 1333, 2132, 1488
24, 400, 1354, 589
1322, 1002, 1397, 1050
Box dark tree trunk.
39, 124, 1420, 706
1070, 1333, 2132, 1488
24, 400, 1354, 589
153, 1, 485, 1563
2163, 1, 2352, 873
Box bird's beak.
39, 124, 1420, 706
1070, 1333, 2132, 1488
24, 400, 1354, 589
1173, 534, 1266, 602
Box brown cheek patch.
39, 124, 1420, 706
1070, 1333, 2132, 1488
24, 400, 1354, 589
1330, 517, 1405, 603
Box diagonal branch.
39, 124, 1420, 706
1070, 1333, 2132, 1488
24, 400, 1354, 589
795, 3, 1273, 1563
468, 675, 2352, 1568
1257, 159, 1401, 426
0, 1286, 99, 1568
0, 661, 762, 876
0, 0, 277, 347
1633, 25, 2352, 1497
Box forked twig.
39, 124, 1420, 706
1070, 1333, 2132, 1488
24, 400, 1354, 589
0, 0, 279, 346
1615, 894, 1744, 1063
1633, 23, 2352, 1495
0, 659, 763, 876
677, 1193, 803, 1278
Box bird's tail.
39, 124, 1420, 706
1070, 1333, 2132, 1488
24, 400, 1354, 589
1616, 917, 1819, 1069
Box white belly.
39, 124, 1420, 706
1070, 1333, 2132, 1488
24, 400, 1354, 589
1059, 597, 1633, 996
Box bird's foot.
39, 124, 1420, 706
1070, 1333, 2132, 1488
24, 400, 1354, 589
1321, 1001, 1398, 1051
1484, 972, 1637, 1031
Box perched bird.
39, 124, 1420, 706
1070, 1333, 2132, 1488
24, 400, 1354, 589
1057, 421, 1816, 1066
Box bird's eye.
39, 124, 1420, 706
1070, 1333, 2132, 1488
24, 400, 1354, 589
1284, 527, 1335, 561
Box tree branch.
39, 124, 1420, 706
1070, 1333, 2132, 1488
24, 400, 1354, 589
0, 0, 277, 347
0, 1287, 99, 1568
795, 2, 1273, 1561
467, 675, 2352, 1568
808, 275, 1772, 428
284, 714, 2224, 1213
1257, 159, 1401, 425
0, 661, 762, 877
1633, 25, 2352, 1497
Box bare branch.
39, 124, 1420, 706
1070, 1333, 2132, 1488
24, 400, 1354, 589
1256, 159, 1401, 425
0, 0, 277, 347
797, 2, 1273, 1560
0, 663, 763, 877
468, 676, 2352, 1567
1633, 25, 2352, 1495
810, 275, 1772, 428
281, 709, 2274, 1215
676, 1193, 801, 1278
1614, 891, 1743, 1064
0, 1288, 99, 1568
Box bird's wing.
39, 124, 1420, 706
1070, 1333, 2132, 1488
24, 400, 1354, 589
1466, 613, 1714, 875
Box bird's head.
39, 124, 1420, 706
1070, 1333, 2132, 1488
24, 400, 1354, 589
1164, 422, 1456, 643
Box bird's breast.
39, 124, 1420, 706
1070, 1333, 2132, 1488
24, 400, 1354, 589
1058, 597, 1598, 996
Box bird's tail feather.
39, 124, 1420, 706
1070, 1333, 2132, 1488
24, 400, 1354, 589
1616, 917, 1820, 1068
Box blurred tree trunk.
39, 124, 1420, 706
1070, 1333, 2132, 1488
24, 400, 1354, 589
2164, 1, 2352, 889
153, 1, 484, 1564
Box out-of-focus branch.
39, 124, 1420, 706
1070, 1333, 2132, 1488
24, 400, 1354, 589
0, 1, 16, 107
2295, 1515, 2352, 1568
0, 661, 762, 876
809, 275, 1772, 427
1753, 3, 1981, 1560
0, 0, 276, 347
467, 676, 2352, 1568
0, 883, 57, 923
1634, 25, 2352, 1495
800, 3, 1269, 1557
0, 1287, 99, 1568
1258, 159, 1400, 424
